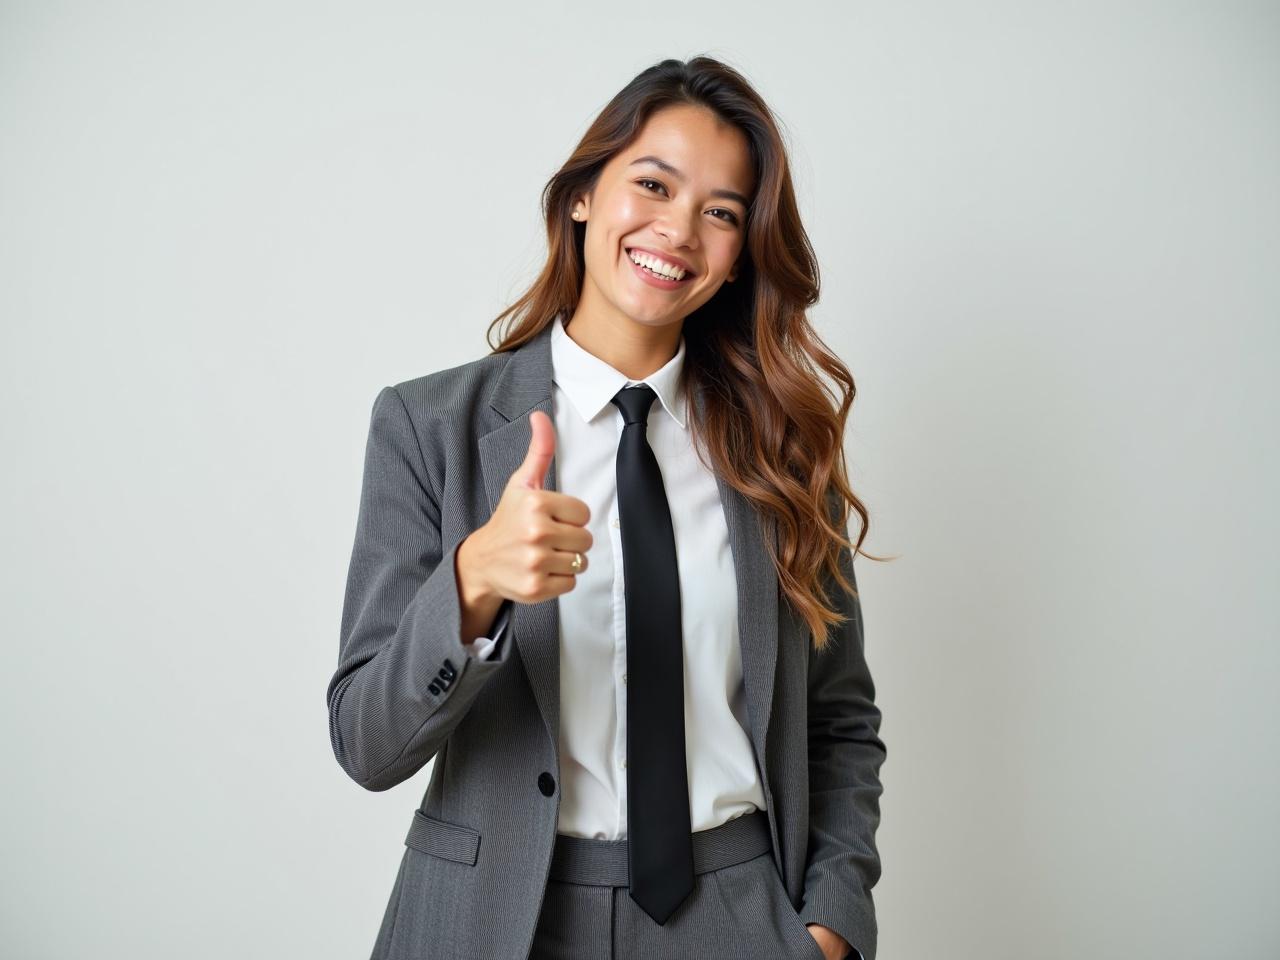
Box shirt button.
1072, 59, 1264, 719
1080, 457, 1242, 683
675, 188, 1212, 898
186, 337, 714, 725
622, 673, 627, 684
611, 517, 620, 527
621, 759, 627, 769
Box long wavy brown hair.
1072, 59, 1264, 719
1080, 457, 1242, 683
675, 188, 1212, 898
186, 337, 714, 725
481, 55, 890, 653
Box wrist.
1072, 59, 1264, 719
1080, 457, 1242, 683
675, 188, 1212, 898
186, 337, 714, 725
456, 530, 498, 607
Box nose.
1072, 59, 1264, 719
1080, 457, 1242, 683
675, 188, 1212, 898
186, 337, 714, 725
655, 204, 700, 250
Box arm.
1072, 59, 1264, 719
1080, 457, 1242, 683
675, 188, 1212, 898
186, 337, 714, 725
798, 511, 887, 960
325, 385, 514, 792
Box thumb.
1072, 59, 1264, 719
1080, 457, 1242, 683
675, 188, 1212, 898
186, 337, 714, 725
516, 410, 555, 491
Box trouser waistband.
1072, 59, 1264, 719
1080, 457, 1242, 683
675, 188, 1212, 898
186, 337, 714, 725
547, 809, 771, 886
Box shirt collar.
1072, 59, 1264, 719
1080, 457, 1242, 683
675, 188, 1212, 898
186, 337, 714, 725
550, 314, 688, 429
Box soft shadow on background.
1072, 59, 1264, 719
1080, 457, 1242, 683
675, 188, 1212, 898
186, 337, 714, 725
1, 2, 1276, 958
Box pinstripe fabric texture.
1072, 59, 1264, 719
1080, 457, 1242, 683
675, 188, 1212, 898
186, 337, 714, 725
326, 320, 886, 959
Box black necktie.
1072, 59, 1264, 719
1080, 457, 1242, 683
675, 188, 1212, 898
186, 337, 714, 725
611, 384, 694, 926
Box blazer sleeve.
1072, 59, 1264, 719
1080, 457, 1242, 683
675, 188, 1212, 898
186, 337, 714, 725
325, 385, 515, 791
797, 504, 887, 960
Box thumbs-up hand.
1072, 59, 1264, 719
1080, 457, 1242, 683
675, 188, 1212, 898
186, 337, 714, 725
458, 411, 593, 605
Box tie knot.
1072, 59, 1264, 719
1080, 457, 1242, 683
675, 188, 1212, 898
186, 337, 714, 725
611, 385, 657, 426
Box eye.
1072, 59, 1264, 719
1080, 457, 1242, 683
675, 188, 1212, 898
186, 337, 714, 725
637, 178, 668, 195
710, 209, 741, 226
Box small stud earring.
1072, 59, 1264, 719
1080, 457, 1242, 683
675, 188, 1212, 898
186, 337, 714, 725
572, 210, 581, 220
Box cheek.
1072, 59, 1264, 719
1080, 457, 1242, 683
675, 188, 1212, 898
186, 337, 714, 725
604, 198, 647, 237
705, 240, 742, 278
584, 229, 630, 285
587, 204, 644, 264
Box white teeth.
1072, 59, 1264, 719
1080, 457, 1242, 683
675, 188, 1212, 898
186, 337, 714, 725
628, 249, 687, 280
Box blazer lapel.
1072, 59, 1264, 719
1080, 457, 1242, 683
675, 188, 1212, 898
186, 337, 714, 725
477, 321, 780, 784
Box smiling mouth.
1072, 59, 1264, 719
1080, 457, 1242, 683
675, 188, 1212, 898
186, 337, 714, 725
624, 247, 695, 286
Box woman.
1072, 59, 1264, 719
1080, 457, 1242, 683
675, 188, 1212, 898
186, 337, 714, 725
326, 55, 887, 960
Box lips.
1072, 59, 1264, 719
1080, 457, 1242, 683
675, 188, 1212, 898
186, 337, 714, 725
623, 247, 693, 290
624, 246, 696, 279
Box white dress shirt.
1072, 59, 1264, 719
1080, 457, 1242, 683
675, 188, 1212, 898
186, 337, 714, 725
465, 313, 765, 839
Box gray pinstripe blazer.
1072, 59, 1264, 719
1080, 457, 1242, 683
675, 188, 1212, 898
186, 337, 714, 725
326, 319, 886, 959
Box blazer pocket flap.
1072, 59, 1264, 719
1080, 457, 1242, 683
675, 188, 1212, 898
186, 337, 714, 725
404, 809, 482, 866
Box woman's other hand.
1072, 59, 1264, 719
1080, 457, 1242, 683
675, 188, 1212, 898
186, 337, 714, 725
805, 922, 854, 960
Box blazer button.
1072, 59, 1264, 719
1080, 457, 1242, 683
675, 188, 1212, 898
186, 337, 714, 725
537, 772, 556, 797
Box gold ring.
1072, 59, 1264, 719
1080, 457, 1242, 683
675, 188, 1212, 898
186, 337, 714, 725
570, 552, 583, 572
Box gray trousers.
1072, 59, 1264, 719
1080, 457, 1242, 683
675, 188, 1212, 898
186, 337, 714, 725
531, 810, 831, 960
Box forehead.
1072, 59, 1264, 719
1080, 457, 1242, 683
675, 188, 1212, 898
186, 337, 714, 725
611, 105, 755, 197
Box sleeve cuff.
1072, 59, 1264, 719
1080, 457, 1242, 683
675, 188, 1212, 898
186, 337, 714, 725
461, 600, 512, 660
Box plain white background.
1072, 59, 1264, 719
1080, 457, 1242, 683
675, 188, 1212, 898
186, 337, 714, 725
2, 2, 1276, 958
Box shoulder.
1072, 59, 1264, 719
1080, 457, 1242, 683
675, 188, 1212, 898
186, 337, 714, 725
364, 350, 514, 471
385, 350, 513, 426
360, 350, 514, 498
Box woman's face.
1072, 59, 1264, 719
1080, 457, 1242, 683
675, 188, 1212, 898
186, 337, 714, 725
573, 104, 755, 333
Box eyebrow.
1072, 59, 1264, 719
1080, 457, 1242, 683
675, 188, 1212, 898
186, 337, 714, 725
628, 155, 751, 209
